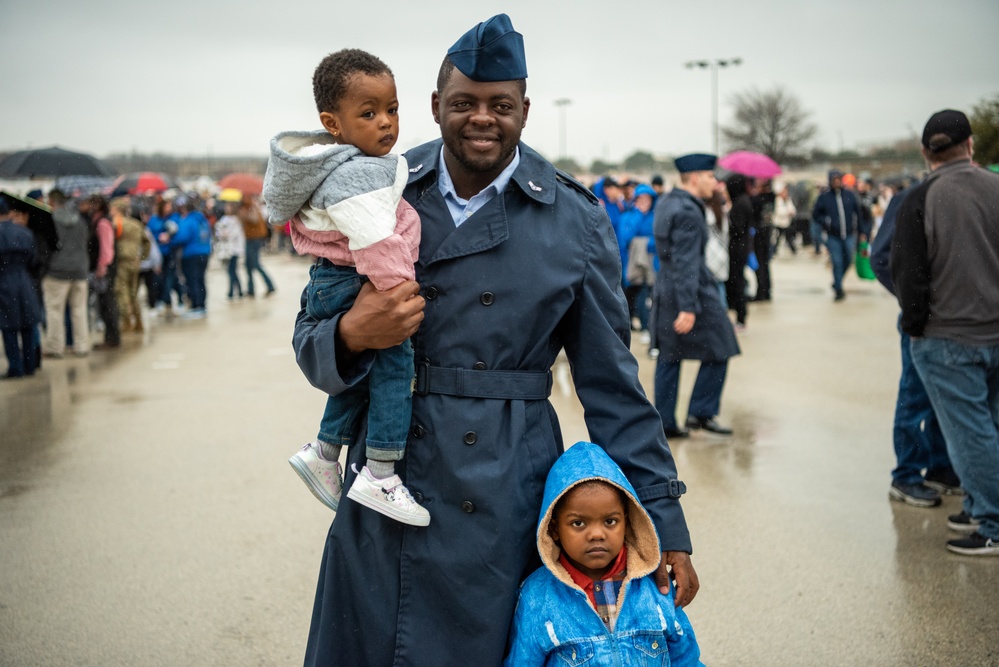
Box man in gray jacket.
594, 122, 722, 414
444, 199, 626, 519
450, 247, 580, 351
42, 189, 90, 357
892, 109, 999, 556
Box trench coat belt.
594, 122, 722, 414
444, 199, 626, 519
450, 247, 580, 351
414, 362, 553, 400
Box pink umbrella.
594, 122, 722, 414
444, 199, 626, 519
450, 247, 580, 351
718, 151, 782, 179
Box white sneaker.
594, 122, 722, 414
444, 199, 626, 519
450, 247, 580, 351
346, 465, 431, 526
288, 443, 343, 511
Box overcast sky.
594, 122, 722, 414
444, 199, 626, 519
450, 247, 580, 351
2, 0, 997, 166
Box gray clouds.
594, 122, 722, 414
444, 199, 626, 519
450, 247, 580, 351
2, 0, 997, 164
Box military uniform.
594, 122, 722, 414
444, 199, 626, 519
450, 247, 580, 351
294, 141, 691, 666
113, 215, 150, 331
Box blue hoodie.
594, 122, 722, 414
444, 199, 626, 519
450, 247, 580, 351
616, 184, 659, 285
505, 442, 702, 667
171, 209, 212, 258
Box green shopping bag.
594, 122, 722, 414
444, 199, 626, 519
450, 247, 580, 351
855, 241, 876, 280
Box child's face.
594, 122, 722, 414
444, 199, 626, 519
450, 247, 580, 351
551, 482, 627, 580
320, 72, 399, 157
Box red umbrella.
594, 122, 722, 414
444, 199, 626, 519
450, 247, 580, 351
108, 172, 178, 197
218, 172, 263, 195
718, 151, 782, 179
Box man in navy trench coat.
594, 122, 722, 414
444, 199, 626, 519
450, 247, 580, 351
291, 15, 697, 666
651, 154, 740, 438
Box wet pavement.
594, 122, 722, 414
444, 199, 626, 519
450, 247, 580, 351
2, 250, 997, 666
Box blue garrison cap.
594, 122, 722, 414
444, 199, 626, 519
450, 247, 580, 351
674, 153, 717, 174
447, 13, 528, 82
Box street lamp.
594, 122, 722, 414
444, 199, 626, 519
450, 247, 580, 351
684, 58, 743, 154
554, 98, 572, 160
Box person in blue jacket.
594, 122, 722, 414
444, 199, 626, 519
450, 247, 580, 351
505, 441, 702, 666
618, 183, 658, 333
811, 169, 869, 301
869, 181, 960, 509
0, 197, 44, 378
170, 195, 211, 318
148, 198, 184, 310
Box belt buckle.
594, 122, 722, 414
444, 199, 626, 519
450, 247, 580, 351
414, 361, 430, 396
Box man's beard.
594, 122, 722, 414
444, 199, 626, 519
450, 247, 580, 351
443, 134, 518, 175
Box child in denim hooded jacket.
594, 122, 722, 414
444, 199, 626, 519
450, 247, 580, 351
505, 441, 702, 666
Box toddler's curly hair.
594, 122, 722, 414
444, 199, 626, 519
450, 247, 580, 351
313, 49, 393, 114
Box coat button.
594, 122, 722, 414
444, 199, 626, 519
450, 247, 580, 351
463, 431, 477, 445
413, 491, 424, 503
479, 292, 494, 306
412, 425, 425, 438
461, 501, 475, 513
473, 361, 487, 370
425, 286, 438, 300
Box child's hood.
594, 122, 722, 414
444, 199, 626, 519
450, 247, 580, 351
262, 129, 362, 224
537, 441, 662, 586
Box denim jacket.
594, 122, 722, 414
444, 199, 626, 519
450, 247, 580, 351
505, 442, 702, 667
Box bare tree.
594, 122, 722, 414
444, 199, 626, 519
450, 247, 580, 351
722, 86, 817, 164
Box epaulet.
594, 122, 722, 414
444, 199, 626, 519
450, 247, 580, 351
555, 169, 599, 205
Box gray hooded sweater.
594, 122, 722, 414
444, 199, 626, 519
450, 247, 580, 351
47, 206, 90, 281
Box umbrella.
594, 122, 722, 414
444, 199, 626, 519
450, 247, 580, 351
718, 151, 782, 179
0, 190, 58, 254
108, 172, 179, 197
218, 188, 243, 202
217, 172, 263, 195
53, 175, 116, 198
0, 146, 115, 178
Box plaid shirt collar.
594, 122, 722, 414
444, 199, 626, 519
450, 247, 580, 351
559, 546, 629, 629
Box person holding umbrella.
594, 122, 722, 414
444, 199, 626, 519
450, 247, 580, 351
0, 196, 45, 378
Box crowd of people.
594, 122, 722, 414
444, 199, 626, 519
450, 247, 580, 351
588, 108, 997, 561
593, 165, 900, 342
0, 187, 278, 377
3, 10, 997, 664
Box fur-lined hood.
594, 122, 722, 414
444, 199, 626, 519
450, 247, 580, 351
537, 441, 661, 586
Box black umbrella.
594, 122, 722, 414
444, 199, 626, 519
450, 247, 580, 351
0, 146, 115, 178
0, 190, 58, 254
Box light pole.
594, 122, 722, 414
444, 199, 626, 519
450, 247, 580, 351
684, 58, 742, 154
554, 98, 572, 160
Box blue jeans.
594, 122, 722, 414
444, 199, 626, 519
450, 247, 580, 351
826, 234, 856, 294
181, 254, 209, 310
892, 321, 953, 485
654, 358, 728, 430
308, 262, 413, 461
226, 256, 243, 298
809, 220, 825, 252
911, 336, 999, 540
161, 247, 186, 306
244, 239, 274, 296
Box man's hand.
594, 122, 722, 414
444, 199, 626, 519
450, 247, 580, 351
673, 312, 695, 335
655, 551, 699, 608
338, 280, 424, 354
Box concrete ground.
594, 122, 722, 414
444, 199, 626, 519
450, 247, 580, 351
1, 248, 996, 666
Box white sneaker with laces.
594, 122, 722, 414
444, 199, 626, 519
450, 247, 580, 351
288, 443, 343, 511
346, 465, 431, 526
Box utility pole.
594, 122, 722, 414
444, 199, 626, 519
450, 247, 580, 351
684, 58, 743, 154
